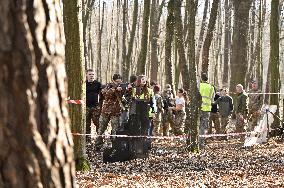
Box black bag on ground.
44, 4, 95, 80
103, 127, 131, 163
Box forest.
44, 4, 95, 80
0, 0, 284, 187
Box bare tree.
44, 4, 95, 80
0, 0, 75, 187
201, 0, 220, 74
222, 0, 232, 86
150, 0, 166, 82
230, 0, 252, 92
270, 0, 280, 129
97, 1, 106, 81
196, 0, 209, 73
185, 0, 201, 152
125, 0, 139, 80
63, 0, 89, 171
164, 0, 175, 88
136, 0, 151, 75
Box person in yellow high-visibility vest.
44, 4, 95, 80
128, 75, 155, 136
199, 73, 215, 149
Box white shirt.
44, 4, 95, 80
175, 97, 185, 111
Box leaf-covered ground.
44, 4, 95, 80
76, 138, 284, 187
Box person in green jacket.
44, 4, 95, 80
235, 84, 248, 133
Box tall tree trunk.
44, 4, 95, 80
150, 0, 166, 82
0, 0, 75, 187
256, 0, 266, 89
185, 0, 201, 152
164, 0, 175, 89
97, 1, 105, 81
125, 0, 138, 80
229, 0, 252, 92
222, 0, 232, 86
136, 0, 151, 75
64, 0, 89, 171
121, 0, 127, 81
115, 0, 121, 73
195, 0, 209, 74
246, 1, 256, 86
83, 0, 96, 69
201, 0, 220, 74
213, 2, 222, 86
270, 0, 280, 128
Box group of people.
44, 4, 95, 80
86, 69, 263, 150
200, 73, 263, 148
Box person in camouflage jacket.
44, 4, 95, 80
94, 74, 123, 150
235, 84, 248, 133
248, 81, 263, 131
152, 85, 163, 135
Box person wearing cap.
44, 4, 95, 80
199, 73, 215, 148
235, 84, 248, 134
161, 84, 174, 136
248, 81, 263, 131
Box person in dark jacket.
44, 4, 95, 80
209, 88, 221, 134
213, 88, 233, 134
86, 69, 102, 142
235, 84, 248, 133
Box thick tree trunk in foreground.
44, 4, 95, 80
63, 0, 89, 171
0, 0, 75, 187
185, 0, 201, 152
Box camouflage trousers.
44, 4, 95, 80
172, 110, 186, 135
209, 112, 221, 134
199, 111, 210, 148
152, 112, 162, 136
247, 110, 261, 131
220, 116, 230, 134
161, 110, 174, 136
86, 106, 100, 142
95, 113, 120, 148
236, 113, 247, 133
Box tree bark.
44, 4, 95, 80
0, 0, 75, 187
97, 1, 106, 81
222, 0, 232, 86
136, 0, 151, 75
201, 0, 220, 74
150, 0, 166, 82
164, 0, 175, 89
185, 0, 201, 152
245, 1, 256, 86
125, 0, 138, 80
229, 0, 252, 92
256, 0, 266, 89
270, 0, 280, 128
121, 0, 127, 81
63, 0, 89, 171
83, 0, 96, 69
195, 0, 209, 74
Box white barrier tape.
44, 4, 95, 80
71, 131, 257, 139
247, 92, 284, 95
67, 100, 84, 104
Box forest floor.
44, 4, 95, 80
76, 137, 284, 187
